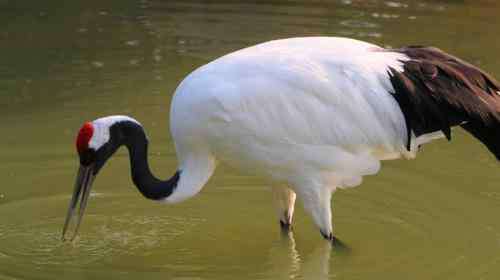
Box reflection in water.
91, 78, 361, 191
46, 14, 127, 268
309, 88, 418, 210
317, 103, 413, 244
266, 230, 335, 280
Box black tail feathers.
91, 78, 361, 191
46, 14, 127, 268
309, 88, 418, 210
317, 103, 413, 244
461, 121, 500, 161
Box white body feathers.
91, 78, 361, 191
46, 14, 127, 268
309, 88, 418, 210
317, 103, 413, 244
170, 37, 429, 196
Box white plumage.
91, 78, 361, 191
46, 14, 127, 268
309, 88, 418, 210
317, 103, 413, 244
89, 116, 140, 150
168, 37, 425, 237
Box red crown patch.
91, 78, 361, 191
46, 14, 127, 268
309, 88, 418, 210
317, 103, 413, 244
76, 122, 94, 153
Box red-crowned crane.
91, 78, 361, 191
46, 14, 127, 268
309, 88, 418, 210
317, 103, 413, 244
62, 37, 500, 242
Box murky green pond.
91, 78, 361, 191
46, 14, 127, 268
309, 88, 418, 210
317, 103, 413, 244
2, 0, 500, 279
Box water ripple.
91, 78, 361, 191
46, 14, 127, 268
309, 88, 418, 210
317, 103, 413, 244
0, 195, 204, 270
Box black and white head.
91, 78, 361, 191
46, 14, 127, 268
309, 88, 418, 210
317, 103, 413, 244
62, 115, 143, 240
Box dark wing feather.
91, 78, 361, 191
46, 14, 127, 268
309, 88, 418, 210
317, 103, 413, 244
387, 46, 500, 159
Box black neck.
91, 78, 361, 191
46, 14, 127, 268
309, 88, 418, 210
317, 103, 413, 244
115, 121, 180, 200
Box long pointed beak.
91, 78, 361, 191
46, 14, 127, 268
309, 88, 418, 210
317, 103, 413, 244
62, 164, 96, 241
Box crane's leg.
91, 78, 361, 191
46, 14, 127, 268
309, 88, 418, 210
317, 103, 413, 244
295, 186, 334, 241
272, 185, 296, 231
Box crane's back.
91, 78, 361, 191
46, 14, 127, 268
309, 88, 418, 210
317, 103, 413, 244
169, 37, 415, 186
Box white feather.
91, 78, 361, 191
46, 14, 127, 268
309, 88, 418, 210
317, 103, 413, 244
89, 115, 141, 150
170, 37, 413, 192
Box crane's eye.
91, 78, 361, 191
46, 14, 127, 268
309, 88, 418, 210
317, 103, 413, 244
79, 148, 96, 166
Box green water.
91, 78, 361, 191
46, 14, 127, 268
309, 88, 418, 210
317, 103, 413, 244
2, 0, 500, 279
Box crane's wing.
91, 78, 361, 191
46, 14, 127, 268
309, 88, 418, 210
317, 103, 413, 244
387, 46, 500, 159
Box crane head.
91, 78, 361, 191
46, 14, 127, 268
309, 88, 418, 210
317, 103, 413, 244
75, 122, 96, 164
62, 117, 128, 241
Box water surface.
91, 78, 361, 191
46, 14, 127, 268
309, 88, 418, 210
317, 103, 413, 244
2, 0, 500, 279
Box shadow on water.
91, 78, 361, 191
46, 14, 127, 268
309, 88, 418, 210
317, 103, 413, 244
331, 235, 351, 254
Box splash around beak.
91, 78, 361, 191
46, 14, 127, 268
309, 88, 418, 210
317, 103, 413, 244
62, 164, 96, 241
